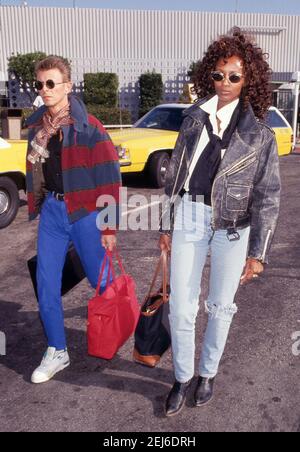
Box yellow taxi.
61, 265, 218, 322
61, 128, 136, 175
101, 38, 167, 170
0, 137, 27, 228
266, 107, 293, 156
110, 104, 293, 187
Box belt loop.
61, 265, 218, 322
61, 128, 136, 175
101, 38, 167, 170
51, 191, 64, 202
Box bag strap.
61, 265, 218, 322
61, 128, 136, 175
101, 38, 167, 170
146, 250, 169, 303
161, 250, 168, 303
95, 249, 127, 295
96, 253, 110, 295
112, 250, 126, 276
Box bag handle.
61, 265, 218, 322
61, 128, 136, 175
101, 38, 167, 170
146, 250, 169, 303
95, 249, 127, 295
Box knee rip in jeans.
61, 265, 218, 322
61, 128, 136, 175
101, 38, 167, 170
205, 300, 238, 321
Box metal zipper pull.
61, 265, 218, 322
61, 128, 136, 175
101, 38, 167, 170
226, 220, 240, 242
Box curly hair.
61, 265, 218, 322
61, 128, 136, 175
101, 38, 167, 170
191, 28, 272, 120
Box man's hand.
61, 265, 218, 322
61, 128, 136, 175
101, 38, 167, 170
240, 258, 264, 286
101, 235, 117, 252
159, 234, 172, 253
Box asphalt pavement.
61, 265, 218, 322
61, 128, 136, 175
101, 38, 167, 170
0, 157, 299, 432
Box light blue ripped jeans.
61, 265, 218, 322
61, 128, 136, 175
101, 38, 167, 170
169, 195, 250, 382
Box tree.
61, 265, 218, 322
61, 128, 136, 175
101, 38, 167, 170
187, 61, 199, 79
7, 52, 47, 88
139, 71, 163, 118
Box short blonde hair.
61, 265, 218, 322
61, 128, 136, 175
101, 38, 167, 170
35, 56, 71, 81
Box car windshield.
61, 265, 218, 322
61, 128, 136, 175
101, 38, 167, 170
266, 110, 289, 128
0, 137, 11, 148
134, 107, 185, 132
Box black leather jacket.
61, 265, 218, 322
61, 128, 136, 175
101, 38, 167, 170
160, 97, 281, 264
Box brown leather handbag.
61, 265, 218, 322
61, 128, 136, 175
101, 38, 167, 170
133, 251, 171, 368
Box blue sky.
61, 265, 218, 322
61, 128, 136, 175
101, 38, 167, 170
1, 0, 300, 15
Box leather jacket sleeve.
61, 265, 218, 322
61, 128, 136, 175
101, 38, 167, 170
247, 133, 281, 264
159, 119, 189, 234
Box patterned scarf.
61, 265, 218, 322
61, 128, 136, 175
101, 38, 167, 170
28, 103, 72, 164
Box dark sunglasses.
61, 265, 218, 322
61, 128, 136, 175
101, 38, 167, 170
34, 80, 66, 91
211, 71, 244, 84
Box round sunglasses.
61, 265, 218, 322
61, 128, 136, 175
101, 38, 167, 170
211, 71, 244, 84
34, 79, 66, 91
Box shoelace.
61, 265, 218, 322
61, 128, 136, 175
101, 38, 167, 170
40, 350, 65, 368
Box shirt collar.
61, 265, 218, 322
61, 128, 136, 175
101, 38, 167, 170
200, 95, 239, 126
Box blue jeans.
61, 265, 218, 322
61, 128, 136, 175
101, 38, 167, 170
169, 195, 250, 382
37, 194, 107, 350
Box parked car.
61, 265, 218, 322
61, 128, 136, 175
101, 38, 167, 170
109, 104, 189, 187
110, 104, 293, 187
265, 107, 293, 156
0, 137, 27, 229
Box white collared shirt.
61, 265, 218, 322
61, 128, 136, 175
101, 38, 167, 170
184, 95, 239, 191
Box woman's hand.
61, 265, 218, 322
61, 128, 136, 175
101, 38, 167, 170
101, 235, 117, 252
159, 234, 172, 253
240, 258, 264, 285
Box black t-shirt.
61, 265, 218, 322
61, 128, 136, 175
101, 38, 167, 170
42, 132, 64, 194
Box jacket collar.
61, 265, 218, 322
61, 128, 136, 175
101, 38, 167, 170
26, 94, 88, 132
183, 94, 263, 148
183, 95, 212, 124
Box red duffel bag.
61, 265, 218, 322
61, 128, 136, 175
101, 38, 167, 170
87, 251, 140, 360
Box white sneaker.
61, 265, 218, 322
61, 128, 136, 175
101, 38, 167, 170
31, 347, 70, 384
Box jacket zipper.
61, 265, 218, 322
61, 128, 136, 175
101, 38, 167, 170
225, 155, 257, 177
210, 152, 256, 231
159, 144, 187, 229
168, 120, 205, 206
261, 229, 272, 262
170, 145, 187, 204
211, 176, 217, 230
162, 125, 204, 228
219, 152, 257, 179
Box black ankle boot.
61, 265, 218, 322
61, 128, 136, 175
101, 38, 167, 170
165, 380, 192, 417
194, 377, 215, 406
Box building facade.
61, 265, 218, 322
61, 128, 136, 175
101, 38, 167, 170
0, 5, 299, 120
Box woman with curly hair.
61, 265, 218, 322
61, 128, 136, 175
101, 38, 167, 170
159, 28, 281, 416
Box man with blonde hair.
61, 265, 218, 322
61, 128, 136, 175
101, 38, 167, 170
26, 56, 121, 383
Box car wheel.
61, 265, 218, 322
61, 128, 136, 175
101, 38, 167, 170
0, 177, 20, 229
148, 152, 170, 188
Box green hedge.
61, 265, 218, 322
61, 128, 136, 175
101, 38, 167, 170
86, 104, 131, 125
139, 71, 163, 118
83, 73, 119, 107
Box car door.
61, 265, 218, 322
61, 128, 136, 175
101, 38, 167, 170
266, 109, 293, 156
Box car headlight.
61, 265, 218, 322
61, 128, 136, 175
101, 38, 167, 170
116, 146, 130, 160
